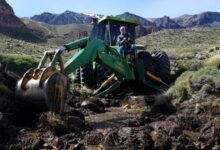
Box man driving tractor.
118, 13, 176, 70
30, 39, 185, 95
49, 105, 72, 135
117, 26, 137, 57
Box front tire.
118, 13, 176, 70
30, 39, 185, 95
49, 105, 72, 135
74, 63, 95, 88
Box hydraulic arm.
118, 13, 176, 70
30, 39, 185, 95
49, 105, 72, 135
16, 37, 135, 113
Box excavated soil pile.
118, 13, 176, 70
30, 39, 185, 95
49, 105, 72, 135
0, 66, 220, 150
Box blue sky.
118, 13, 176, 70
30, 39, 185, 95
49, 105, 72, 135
7, 0, 220, 18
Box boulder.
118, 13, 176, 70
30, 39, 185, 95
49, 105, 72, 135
150, 121, 182, 137
0, 112, 15, 147
103, 127, 154, 150
81, 99, 105, 113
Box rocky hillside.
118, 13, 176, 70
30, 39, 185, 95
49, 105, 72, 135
117, 12, 155, 27
31, 11, 93, 25
31, 11, 155, 27
137, 28, 220, 56
153, 16, 182, 29
31, 11, 220, 29
0, 0, 26, 28
120, 11, 220, 28
21, 17, 92, 45
174, 12, 220, 28
29, 11, 159, 39
0, 0, 44, 42
117, 12, 160, 37
0, 0, 14, 14
29, 11, 220, 39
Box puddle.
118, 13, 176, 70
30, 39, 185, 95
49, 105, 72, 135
86, 107, 143, 130
183, 130, 202, 140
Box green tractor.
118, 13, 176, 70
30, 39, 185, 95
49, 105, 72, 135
16, 16, 171, 113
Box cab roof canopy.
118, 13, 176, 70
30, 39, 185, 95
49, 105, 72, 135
98, 16, 139, 26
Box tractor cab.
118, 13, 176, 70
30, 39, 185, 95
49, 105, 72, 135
90, 16, 139, 46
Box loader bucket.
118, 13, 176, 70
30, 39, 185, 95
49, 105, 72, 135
16, 67, 67, 114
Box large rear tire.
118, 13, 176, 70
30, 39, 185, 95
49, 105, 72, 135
138, 51, 155, 73
151, 50, 171, 83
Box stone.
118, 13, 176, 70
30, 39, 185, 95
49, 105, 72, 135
151, 129, 172, 150
32, 138, 44, 150
66, 116, 85, 129
64, 108, 85, 120
43, 143, 53, 149
103, 127, 154, 150
81, 100, 105, 113
150, 121, 182, 137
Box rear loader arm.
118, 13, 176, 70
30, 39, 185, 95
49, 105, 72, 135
18, 37, 136, 109
62, 37, 137, 97
63, 37, 135, 80
35, 36, 135, 80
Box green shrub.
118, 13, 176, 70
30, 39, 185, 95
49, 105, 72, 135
174, 71, 194, 99
204, 54, 220, 69
0, 54, 39, 76
191, 66, 220, 84
172, 66, 220, 103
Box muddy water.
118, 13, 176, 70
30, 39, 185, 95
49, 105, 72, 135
86, 96, 148, 132
85, 107, 145, 150
86, 107, 143, 131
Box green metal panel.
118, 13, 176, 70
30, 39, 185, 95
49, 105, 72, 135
99, 52, 135, 80
64, 37, 89, 50
135, 59, 145, 81
64, 37, 105, 74
63, 36, 135, 80
109, 46, 120, 55
98, 16, 139, 26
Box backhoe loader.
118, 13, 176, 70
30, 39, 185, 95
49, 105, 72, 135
16, 16, 171, 113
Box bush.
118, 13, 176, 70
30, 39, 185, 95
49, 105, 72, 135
191, 66, 220, 84
171, 66, 220, 103
0, 54, 39, 76
174, 71, 194, 99
204, 54, 220, 69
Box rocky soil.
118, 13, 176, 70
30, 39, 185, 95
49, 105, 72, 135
0, 63, 220, 150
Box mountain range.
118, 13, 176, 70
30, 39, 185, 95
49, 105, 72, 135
31, 11, 93, 25
31, 11, 220, 29
29, 11, 220, 39
174, 12, 220, 27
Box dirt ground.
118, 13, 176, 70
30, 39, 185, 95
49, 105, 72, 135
0, 69, 220, 150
